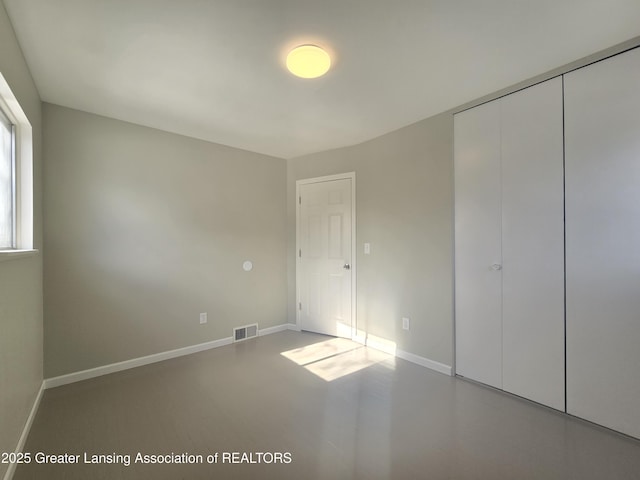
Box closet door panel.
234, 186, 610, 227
565, 48, 640, 438
454, 101, 503, 389
501, 77, 565, 410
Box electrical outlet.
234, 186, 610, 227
402, 317, 410, 330
200, 312, 207, 324
364, 243, 371, 254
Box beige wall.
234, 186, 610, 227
288, 113, 454, 366
43, 104, 287, 378
0, 2, 43, 477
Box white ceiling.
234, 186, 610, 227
3, 0, 640, 159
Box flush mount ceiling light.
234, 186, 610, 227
286, 45, 331, 79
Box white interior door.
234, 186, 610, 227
298, 176, 353, 338
565, 47, 640, 439
500, 77, 565, 411
454, 100, 503, 389
455, 78, 565, 409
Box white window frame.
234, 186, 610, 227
0, 72, 35, 259
0, 106, 15, 249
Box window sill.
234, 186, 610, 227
0, 249, 39, 263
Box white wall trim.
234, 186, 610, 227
44, 338, 233, 389
44, 324, 292, 389
365, 336, 397, 355
0, 249, 39, 263
395, 348, 452, 376
296, 172, 356, 186
363, 334, 453, 376
286, 323, 301, 332
3, 381, 45, 480
0, 73, 34, 250
258, 324, 289, 336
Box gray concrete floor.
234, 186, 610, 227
14, 330, 640, 479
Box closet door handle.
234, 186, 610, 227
491, 264, 502, 271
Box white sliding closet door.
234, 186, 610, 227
455, 78, 565, 410
454, 101, 503, 389
565, 48, 640, 438
501, 77, 565, 410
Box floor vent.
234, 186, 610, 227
234, 323, 258, 342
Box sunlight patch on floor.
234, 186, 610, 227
281, 338, 359, 365
281, 337, 393, 382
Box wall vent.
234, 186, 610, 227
234, 323, 258, 342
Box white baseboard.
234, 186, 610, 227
258, 324, 289, 336
44, 337, 233, 389
3, 381, 45, 480
365, 335, 397, 355
352, 336, 366, 346
259, 323, 300, 335
395, 348, 452, 376
362, 334, 452, 377
45, 323, 292, 389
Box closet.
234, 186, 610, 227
454, 77, 565, 411
455, 46, 640, 439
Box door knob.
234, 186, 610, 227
491, 264, 502, 271
343, 263, 351, 270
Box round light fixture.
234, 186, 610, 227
286, 45, 331, 79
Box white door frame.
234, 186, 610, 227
296, 172, 357, 338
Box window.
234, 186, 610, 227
0, 106, 15, 249
0, 72, 34, 254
